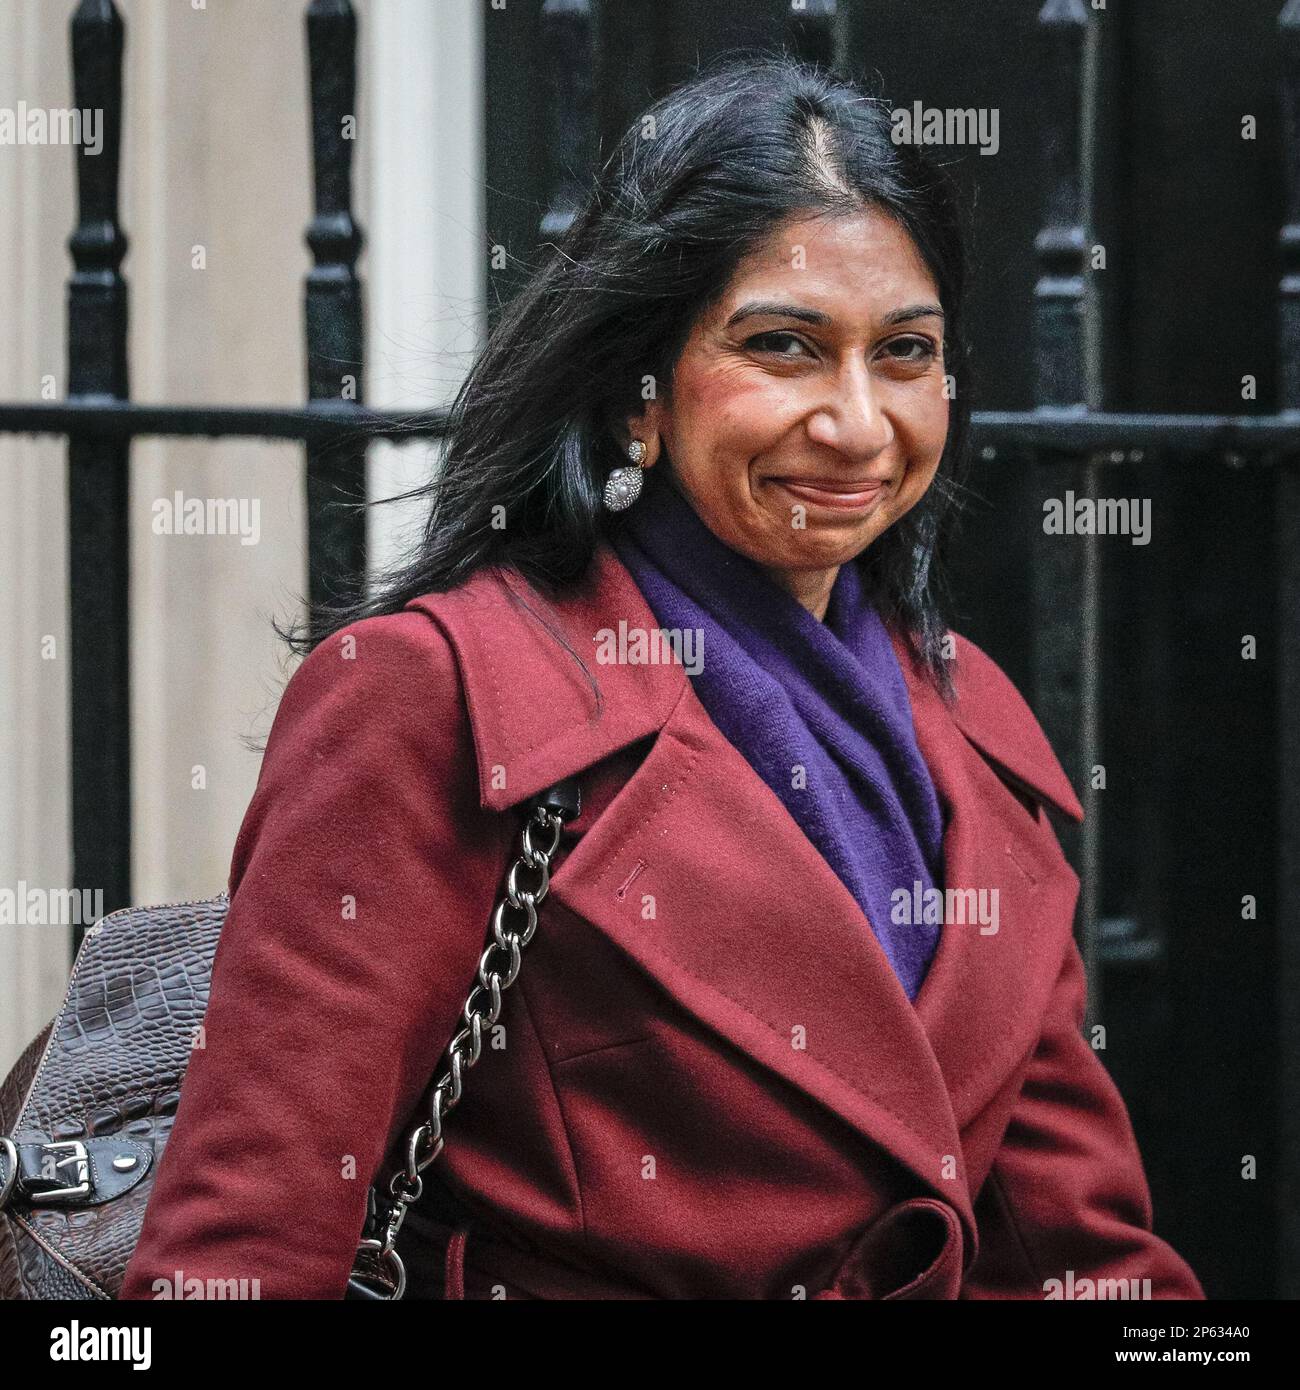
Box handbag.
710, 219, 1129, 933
0, 776, 581, 1301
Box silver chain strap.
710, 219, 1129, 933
350, 785, 579, 1299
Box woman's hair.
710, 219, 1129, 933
284, 52, 973, 702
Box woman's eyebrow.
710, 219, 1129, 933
724, 300, 945, 329
725, 301, 832, 328
883, 303, 945, 326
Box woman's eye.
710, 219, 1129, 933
747, 331, 814, 358
883, 336, 939, 363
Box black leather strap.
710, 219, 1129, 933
0, 1135, 153, 1209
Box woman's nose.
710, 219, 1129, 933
805, 360, 895, 461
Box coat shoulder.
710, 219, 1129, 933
251, 606, 482, 836
273, 606, 465, 742
946, 631, 1085, 825
237, 605, 490, 889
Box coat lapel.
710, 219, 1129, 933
899, 631, 1085, 1132
411, 539, 1086, 1265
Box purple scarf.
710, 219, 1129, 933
609, 467, 947, 1001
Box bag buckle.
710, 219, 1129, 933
27, 1139, 92, 1204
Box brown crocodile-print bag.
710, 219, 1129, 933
0, 778, 579, 1301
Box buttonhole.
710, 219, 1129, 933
615, 860, 646, 901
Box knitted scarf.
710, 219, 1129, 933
609, 467, 947, 1000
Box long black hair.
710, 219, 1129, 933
283, 52, 974, 703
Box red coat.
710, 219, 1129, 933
120, 538, 1205, 1300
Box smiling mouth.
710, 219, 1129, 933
768, 477, 892, 512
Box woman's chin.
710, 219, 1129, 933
752, 535, 876, 574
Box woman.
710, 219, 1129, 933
120, 56, 1204, 1301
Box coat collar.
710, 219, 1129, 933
411, 539, 1083, 826
408, 538, 1085, 1269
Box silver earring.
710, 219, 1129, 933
604, 439, 648, 512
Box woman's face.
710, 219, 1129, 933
630, 207, 951, 621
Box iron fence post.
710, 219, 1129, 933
304, 0, 366, 634
66, 0, 130, 951
1032, 0, 1103, 1023
1274, 0, 1300, 1305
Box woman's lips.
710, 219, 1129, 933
770, 478, 889, 512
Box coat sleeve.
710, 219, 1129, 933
119, 611, 509, 1300
960, 929, 1206, 1300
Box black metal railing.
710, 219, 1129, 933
0, 0, 1296, 1291
0, 0, 450, 934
